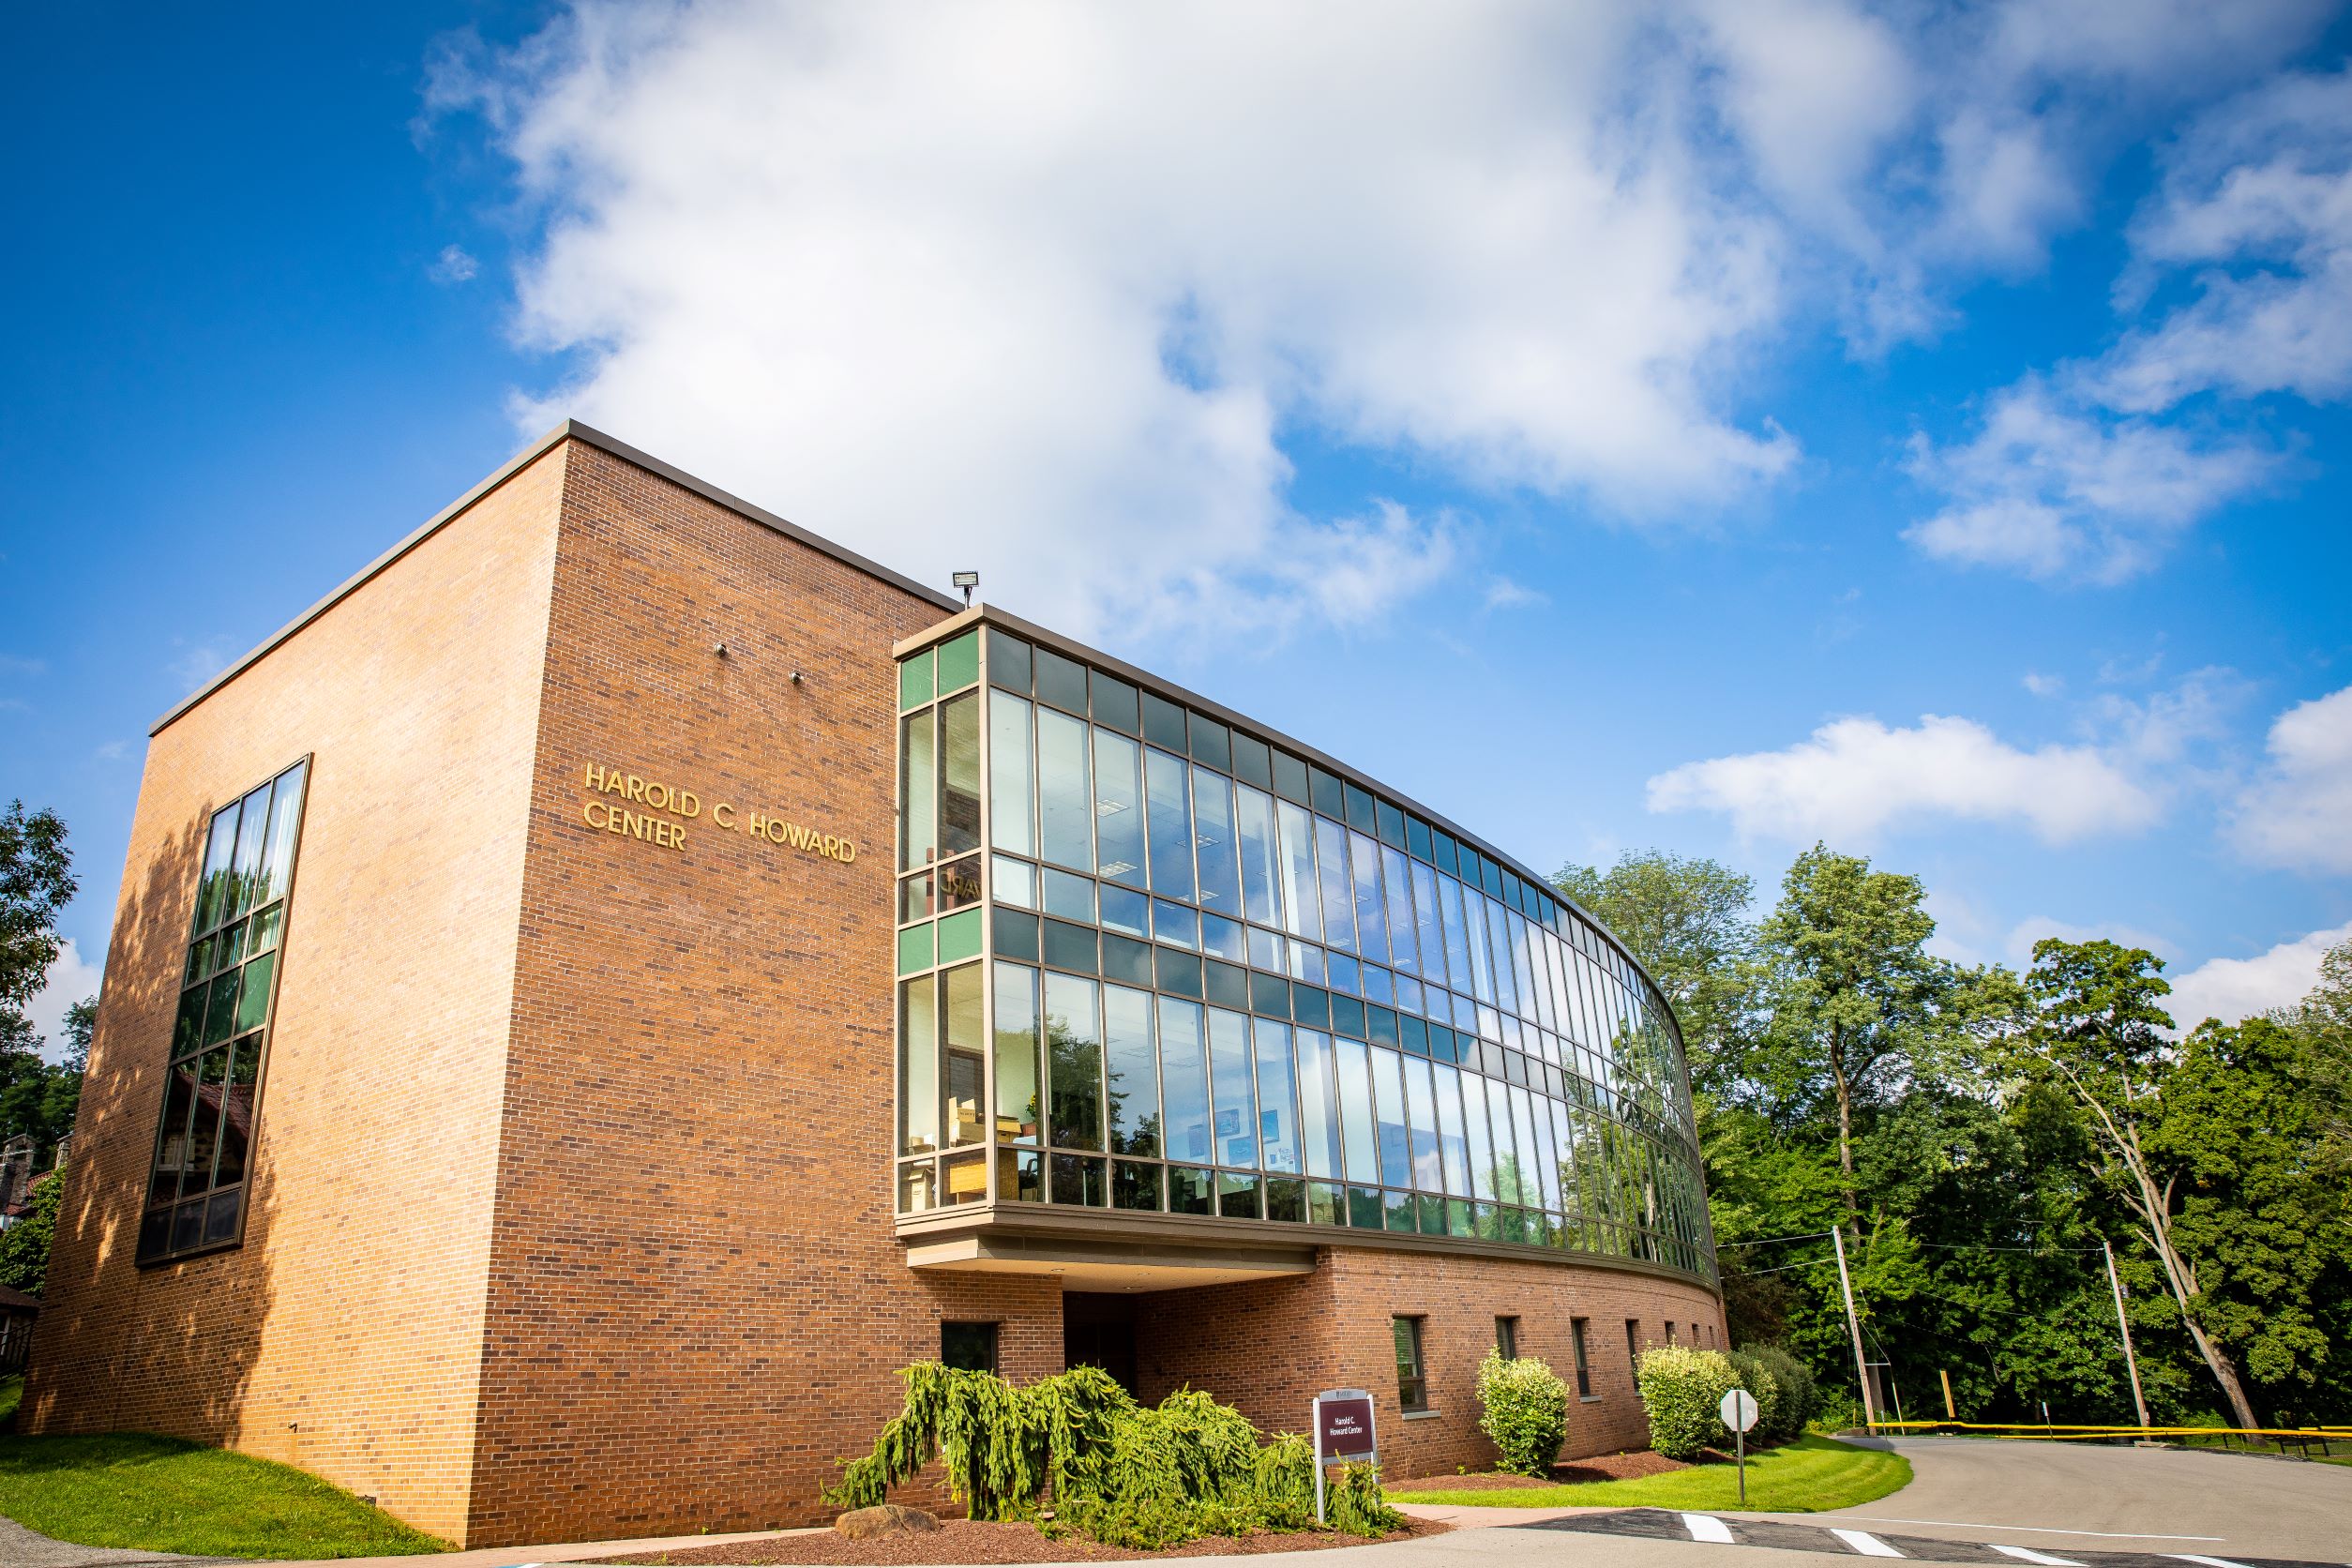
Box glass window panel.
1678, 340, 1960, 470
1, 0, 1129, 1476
988, 692, 1037, 856
214, 1039, 257, 1188
1099, 884, 1149, 938
1247, 925, 1284, 972
254, 761, 307, 908
1230, 733, 1273, 789
1334, 1037, 1379, 1184
1308, 765, 1346, 820
987, 627, 1033, 692
939, 854, 982, 913
1265, 1175, 1306, 1223
1090, 671, 1139, 734
1188, 716, 1231, 771
993, 854, 1038, 911
173, 985, 207, 1060
1404, 1055, 1443, 1192
1342, 781, 1375, 831
1406, 816, 1434, 862
1369, 1047, 1412, 1188
1104, 984, 1159, 1156
1112, 1160, 1162, 1211
1168, 1164, 1214, 1214
1049, 1153, 1108, 1206
1486, 897, 1522, 1017
1091, 729, 1145, 884
1432, 829, 1460, 878
202, 966, 243, 1048
1033, 646, 1089, 715
1381, 846, 1419, 976
1201, 912, 1246, 962
1141, 690, 1187, 750
1485, 1077, 1526, 1206
1349, 829, 1388, 964
1152, 898, 1198, 949
993, 961, 1042, 1139
1307, 1180, 1343, 1225
1102, 931, 1153, 987
1208, 1007, 1258, 1168
901, 650, 936, 710
897, 974, 940, 1155
1253, 1018, 1301, 1174
1157, 996, 1211, 1163
1249, 969, 1289, 1018
1274, 800, 1321, 943
232, 952, 276, 1035
1041, 866, 1095, 924
1232, 784, 1282, 927
1375, 799, 1407, 850
1384, 1188, 1417, 1232
225, 782, 276, 922
1364, 965, 1395, 1008
1045, 972, 1104, 1149
943, 963, 986, 1149
1440, 876, 1480, 1002
1315, 817, 1356, 954
1156, 947, 1204, 998
1217, 1170, 1259, 1218
177, 1048, 229, 1196
994, 909, 1041, 962
1142, 747, 1196, 901
937, 629, 980, 693
1035, 708, 1093, 870
1294, 1029, 1342, 1180
1434, 1063, 1472, 1196
1204, 957, 1249, 1010
1191, 764, 1242, 915
898, 711, 937, 873
194, 797, 241, 933
1462, 1067, 1498, 1201
1271, 750, 1311, 805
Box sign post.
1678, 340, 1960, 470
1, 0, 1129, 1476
1720, 1387, 1759, 1508
1311, 1389, 1378, 1525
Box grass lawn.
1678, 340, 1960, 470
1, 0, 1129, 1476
0, 1375, 21, 1426
0, 1432, 450, 1559
1394, 1434, 1911, 1513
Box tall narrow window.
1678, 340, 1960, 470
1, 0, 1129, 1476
1393, 1316, 1429, 1412
1495, 1316, 1519, 1361
1572, 1319, 1593, 1396
1625, 1319, 1641, 1386
142, 758, 308, 1263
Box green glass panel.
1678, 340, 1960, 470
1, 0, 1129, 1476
898, 650, 935, 710
173, 986, 207, 1059
201, 968, 243, 1048
247, 901, 282, 956
936, 630, 979, 693
183, 933, 213, 989
254, 760, 308, 908
936, 909, 983, 965
897, 922, 936, 974
233, 952, 276, 1035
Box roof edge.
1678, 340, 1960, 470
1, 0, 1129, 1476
150, 420, 960, 737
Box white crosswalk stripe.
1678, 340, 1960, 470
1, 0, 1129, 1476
1990, 1547, 2087, 1567
2166, 1556, 2257, 1568
1682, 1513, 1739, 1544
1831, 1529, 1907, 1557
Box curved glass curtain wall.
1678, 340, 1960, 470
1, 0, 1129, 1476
893, 625, 1715, 1284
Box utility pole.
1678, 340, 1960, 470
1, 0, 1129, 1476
1832, 1223, 1877, 1436
2103, 1238, 2150, 1430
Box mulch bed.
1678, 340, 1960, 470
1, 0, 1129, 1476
596, 1516, 1450, 1565
1386, 1449, 1691, 1491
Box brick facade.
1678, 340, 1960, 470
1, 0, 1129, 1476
23, 428, 1723, 1547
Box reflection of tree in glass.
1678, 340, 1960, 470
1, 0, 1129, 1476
1046, 1012, 1103, 1150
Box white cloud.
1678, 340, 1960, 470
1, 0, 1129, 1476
2098, 68, 2352, 412
1645, 711, 2161, 844
2022, 671, 2064, 698
2228, 684, 2352, 873
429, 244, 481, 284
23, 940, 101, 1063
1482, 577, 1546, 612
1904, 380, 2273, 581
2166, 919, 2352, 1033
168, 640, 234, 695
430, 1, 1810, 642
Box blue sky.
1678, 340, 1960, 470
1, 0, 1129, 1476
7, 1, 2351, 1051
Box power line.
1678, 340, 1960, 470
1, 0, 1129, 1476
1716, 1229, 1835, 1249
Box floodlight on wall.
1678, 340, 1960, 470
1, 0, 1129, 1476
953, 570, 979, 608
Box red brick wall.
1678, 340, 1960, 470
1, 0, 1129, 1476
1137, 1244, 1725, 1474
20, 445, 571, 1541
461, 441, 1059, 1546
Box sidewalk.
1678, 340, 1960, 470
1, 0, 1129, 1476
250, 1527, 822, 1568
1390, 1501, 1602, 1530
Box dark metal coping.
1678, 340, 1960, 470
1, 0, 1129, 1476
149, 420, 961, 737
894, 603, 1689, 1054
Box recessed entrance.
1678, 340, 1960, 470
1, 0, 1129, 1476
1063, 1290, 1138, 1393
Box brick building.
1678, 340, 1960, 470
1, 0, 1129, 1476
22, 424, 1725, 1547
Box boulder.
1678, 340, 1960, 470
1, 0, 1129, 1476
835, 1503, 943, 1538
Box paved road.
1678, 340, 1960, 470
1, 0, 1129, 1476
1789, 1438, 2352, 1561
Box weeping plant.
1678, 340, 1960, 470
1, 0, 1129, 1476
823, 1364, 1402, 1545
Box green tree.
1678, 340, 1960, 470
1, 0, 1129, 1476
1553, 851, 1757, 1097
0, 803, 75, 1018
0, 1160, 61, 1294
2013, 938, 2261, 1429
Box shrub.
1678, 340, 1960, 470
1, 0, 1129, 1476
1739, 1345, 1816, 1442
1809, 1388, 1866, 1435
1725, 1349, 1783, 1446
1636, 1345, 1741, 1460
1476, 1350, 1571, 1476
825, 1364, 1395, 1545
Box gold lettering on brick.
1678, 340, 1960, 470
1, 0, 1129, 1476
575, 763, 852, 863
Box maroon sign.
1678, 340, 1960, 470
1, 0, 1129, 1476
1315, 1391, 1377, 1462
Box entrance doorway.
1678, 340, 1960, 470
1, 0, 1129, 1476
1063, 1292, 1138, 1393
